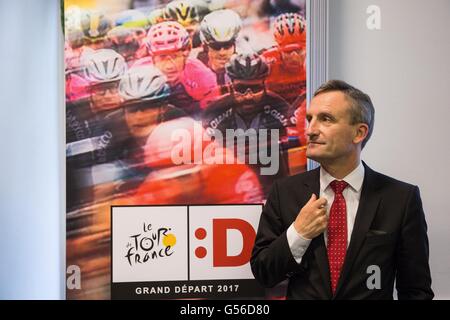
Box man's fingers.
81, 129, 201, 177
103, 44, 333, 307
315, 211, 327, 223
315, 208, 327, 217
307, 193, 317, 204
313, 197, 328, 209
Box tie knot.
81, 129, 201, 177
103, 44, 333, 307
330, 180, 348, 194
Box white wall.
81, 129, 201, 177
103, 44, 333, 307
0, 0, 64, 299
328, 0, 450, 299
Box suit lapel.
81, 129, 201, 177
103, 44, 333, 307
303, 168, 333, 298
334, 163, 381, 297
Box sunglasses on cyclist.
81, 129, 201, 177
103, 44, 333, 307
280, 44, 306, 54
233, 83, 265, 95
153, 51, 187, 63
124, 100, 166, 113
209, 41, 235, 51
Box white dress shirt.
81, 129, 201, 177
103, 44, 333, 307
287, 162, 365, 264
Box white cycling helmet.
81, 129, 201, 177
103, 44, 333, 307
200, 9, 242, 45
83, 49, 127, 83
119, 65, 170, 102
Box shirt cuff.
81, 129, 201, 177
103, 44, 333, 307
287, 223, 312, 264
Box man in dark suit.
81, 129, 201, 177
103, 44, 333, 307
250, 80, 433, 299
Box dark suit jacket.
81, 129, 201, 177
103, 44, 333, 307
250, 162, 433, 300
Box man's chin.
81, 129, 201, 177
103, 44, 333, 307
217, 60, 228, 67
306, 150, 325, 162
167, 75, 180, 85
131, 128, 151, 140
284, 63, 302, 71
306, 152, 317, 161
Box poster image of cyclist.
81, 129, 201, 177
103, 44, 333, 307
64, 0, 307, 299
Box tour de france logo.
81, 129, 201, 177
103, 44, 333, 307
125, 222, 177, 267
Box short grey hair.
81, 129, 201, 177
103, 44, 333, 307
314, 79, 375, 149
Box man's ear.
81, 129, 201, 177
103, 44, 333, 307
353, 123, 369, 145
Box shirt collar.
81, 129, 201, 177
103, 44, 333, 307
320, 161, 365, 193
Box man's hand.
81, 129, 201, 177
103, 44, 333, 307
294, 194, 328, 239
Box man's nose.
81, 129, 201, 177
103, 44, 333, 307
306, 118, 319, 137
164, 62, 176, 70
104, 89, 115, 97
132, 110, 147, 120
163, 58, 177, 68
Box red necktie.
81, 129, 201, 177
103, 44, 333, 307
327, 180, 349, 294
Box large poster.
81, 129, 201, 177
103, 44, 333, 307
65, 0, 307, 299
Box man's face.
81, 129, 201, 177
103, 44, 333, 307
124, 101, 165, 139
280, 46, 306, 71
153, 51, 188, 85
90, 81, 122, 112
185, 24, 199, 38
207, 42, 235, 72
305, 91, 361, 165
232, 79, 266, 107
